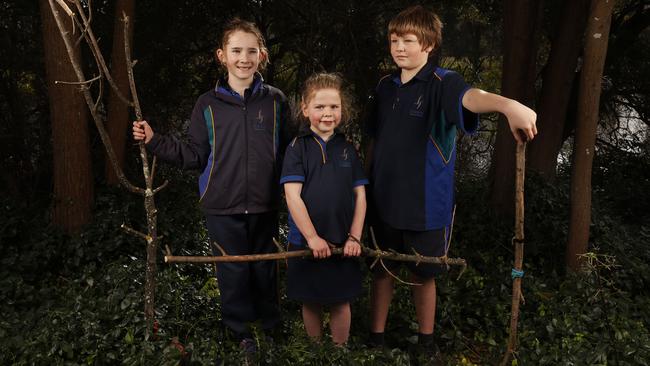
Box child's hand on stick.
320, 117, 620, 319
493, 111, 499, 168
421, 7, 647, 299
503, 99, 537, 143
132, 120, 154, 144
307, 236, 331, 259
343, 234, 362, 257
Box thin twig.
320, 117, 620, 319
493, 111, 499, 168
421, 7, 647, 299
447, 204, 457, 250
55, 74, 101, 85
378, 254, 422, 286
370, 226, 422, 285
368, 226, 381, 269
212, 242, 227, 256
150, 156, 157, 186
71, 0, 132, 106
121, 223, 148, 241
54, 0, 73, 17
272, 237, 285, 252
152, 180, 169, 194
122, 13, 142, 119
93, 76, 103, 112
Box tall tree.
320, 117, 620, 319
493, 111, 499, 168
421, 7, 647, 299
39, 0, 93, 233
566, 0, 617, 272
489, 0, 542, 216
526, 0, 591, 179
105, 0, 135, 185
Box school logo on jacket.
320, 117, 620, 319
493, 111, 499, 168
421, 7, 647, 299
339, 148, 352, 168
409, 95, 424, 118
254, 109, 265, 130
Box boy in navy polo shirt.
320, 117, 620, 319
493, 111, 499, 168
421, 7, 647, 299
365, 5, 537, 360
281, 73, 368, 345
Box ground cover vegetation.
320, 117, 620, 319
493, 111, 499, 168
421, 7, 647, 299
1, 0, 649, 364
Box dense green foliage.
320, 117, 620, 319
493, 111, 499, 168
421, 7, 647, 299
2, 145, 649, 365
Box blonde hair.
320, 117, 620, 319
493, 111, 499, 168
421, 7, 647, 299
388, 5, 443, 53
218, 18, 269, 70
299, 73, 356, 127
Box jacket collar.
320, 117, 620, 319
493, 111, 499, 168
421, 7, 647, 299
214, 72, 264, 101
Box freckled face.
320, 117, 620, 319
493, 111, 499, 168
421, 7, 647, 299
302, 88, 342, 140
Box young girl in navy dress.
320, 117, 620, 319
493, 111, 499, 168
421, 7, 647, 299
280, 73, 368, 345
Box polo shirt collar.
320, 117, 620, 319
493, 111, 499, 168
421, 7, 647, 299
391, 57, 438, 86
296, 126, 344, 143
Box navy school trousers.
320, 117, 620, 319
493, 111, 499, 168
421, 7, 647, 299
205, 211, 280, 335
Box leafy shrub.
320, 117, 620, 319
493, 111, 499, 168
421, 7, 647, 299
2, 149, 650, 364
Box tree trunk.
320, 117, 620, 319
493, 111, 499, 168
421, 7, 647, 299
566, 0, 616, 272
526, 0, 591, 179
40, 0, 93, 234
105, 0, 135, 185
489, 0, 542, 216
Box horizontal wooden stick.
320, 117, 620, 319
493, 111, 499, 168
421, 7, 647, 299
164, 247, 466, 268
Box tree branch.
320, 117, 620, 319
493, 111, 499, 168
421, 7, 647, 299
165, 246, 467, 268
48, 0, 143, 195
71, 0, 133, 107
55, 74, 101, 85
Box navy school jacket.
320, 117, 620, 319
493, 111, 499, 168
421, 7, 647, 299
146, 75, 291, 215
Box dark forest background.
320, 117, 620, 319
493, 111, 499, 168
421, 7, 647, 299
1, 0, 649, 364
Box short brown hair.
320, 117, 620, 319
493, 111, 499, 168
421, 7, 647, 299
388, 5, 443, 52
218, 17, 269, 70
298, 73, 356, 127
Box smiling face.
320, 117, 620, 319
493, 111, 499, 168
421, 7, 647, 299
302, 88, 342, 140
216, 30, 264, 85
390, 32, 432, 74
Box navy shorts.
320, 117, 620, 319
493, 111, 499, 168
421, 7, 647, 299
368, 221, 450, 279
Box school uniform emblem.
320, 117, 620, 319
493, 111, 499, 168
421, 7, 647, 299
254, 109, 265, 130
409, 95, 424, 117
339, 148, 352, 167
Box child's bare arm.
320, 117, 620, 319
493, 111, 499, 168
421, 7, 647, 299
462, 88, 538, 143
344, 185, 366, 257
284, 183, 331, 258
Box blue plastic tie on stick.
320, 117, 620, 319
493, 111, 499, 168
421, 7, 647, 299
511, 268, 524, 279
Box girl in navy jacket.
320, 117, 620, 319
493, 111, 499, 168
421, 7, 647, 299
133, 18, 289, 350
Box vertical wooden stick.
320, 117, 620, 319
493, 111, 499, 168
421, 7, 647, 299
501, 142, 526, 366
123, 14, 160, 334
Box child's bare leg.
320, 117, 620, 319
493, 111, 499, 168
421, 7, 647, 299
302, 302, 323, 341
412, 275, 436, 334
329, 302, 351, 345
370, 273, 395, 332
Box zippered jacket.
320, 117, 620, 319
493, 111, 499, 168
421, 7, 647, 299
146, 76, 291, 215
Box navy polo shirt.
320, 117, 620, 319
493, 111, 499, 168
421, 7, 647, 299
280, 130, 368, 246
367, 59, 480, 231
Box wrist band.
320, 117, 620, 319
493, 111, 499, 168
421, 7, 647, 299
347, 233, 361, 244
